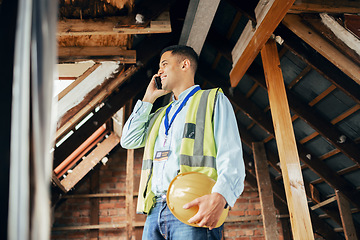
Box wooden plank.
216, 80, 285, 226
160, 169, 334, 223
276, 26, 360, 105
126, 149, 135, 239
303, 14, 360, 67
114, 11, 171, 34
248, 60, 360, 168
202, 64, 360, 210
282, 14, 360, 85
179, 0, 221, 54
58, 11, 171, 36
253, 142, 279, 240
287, 65, 311, 89
336, 190, 358, 240
345, 14, 360, 39
58, 47, 136, 63
57, 63, 101, 101
229, 0, 296, 87
289, 0, 360, 14
60, 133, 120, 191
90, 170, 99, 240
62, 193, 127, 198
261, 38, 314, 240
53, 33, 171, 167
260, 166, 340, 240
311, 196, 336, 210
52, 223, 127, 231
331, 105, 360, 125
308, 85, 336, 107
55, 65, 138, 141
52, 172, 67, 193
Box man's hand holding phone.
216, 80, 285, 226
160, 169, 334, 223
142, 75, 170, 104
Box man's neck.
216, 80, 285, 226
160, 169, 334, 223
172, 83, 195, 100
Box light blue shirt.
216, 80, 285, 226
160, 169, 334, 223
120, 85, 245, 207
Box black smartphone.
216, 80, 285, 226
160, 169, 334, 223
155, 76, 162, 89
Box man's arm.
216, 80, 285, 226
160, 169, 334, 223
183, 92, 245, 229
120, 74, 170, 149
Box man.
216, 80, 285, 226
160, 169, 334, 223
121, 45, 245, 239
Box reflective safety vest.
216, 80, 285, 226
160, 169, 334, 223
137, 88, 222, 214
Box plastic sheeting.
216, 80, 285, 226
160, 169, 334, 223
8, 0, 58, 239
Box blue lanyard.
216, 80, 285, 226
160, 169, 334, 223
164, 86, 201, 137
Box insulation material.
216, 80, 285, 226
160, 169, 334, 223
57, 61, 120, 120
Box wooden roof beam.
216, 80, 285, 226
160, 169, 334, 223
179, 0, 221, 55
261, 38, 314, 239
247, 62, 360, 166
57, 11, 171, 36
282, 14, 360, 86
289, 0, 360, 14
275, 24, 360, 105
245, 157, 341, 239
199, 65, 360, 210
53, 33, 172, 168
58, 48, 136, 64
229, 0, 295, 87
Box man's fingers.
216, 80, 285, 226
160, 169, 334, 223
183, 199, 198, 209
188, 213, 201, 224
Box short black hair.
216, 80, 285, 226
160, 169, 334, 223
160, 45, 199, 73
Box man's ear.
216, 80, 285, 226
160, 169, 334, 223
181, 59, 191, 71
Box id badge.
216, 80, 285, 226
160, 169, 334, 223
154, 150, 171, 162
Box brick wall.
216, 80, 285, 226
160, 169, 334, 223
52, 147, 287, 240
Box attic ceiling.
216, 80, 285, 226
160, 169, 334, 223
51, 0, 360, 239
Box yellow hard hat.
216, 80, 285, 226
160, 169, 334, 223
166, 172, 229, 228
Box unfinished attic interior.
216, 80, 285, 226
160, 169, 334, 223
1, 0, 360, 239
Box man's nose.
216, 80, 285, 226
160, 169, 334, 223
158, 69, 164, 75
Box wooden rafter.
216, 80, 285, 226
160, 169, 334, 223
261, 38, 313, 239
244, 155, 340, 239
56, 65, 135, 141
58, 47, 136, 63
253, 142, 279, 240
229, 0, 295, 87
57, 63, 101, 101
336, 190, 359, 240
275, 25, 360, 105
199, 65, 360, 210
289, 0, 360, 14
282, 14, 360, 85
53, 33, 172, 169
239, 122, 346, 232
302, 14, 360, 67
58, 11, 171, 36
179, 0, 221, 54
60, 132, 120, 192
247, 62, 360, 166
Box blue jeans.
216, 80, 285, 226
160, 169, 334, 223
142, 196, 224, 240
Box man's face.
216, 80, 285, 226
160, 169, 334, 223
158, 51, 183, 91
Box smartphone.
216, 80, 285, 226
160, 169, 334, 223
155, 76, 162, 89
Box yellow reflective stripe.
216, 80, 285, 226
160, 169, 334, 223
143, 104, 169, 160
203, 88, 219, 157
180, 91, 202, 157
193, 90, 210, 156
184, 90, 202, 124
136, 168, 151, 213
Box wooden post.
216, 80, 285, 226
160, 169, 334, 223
261, 38, 314, 239
90, 170, 99, 240
253, 142, 279, 240
126, 149, 135, 239
335, 190, 358, 240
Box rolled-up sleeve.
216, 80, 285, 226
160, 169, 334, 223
120, 100, 153, 149
211, 93, 246, 207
